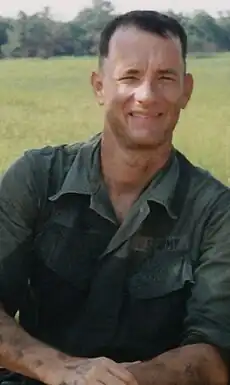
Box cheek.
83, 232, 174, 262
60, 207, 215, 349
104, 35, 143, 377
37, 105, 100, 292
160, 85, 183, 105
167, 94, 180, 106
104, 83, 134, 111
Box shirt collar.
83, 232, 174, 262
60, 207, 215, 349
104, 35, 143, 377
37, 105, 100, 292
49, 134, 179, 219
144, 150, 179, 219
49, 134, 102, 201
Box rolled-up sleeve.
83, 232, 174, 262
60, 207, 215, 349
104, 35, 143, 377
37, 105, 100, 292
0, 153, 40, 316
182, 189, 230, 356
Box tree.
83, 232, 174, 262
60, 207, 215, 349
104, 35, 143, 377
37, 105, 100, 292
192, 11, 228, 51
0, 18, 9, 45
1, 4, 230, 58
1, 18, 22, 58
53, 22, 76, 56
2, 8, 57, 58
74, 0, 116, 54
217, 11, 230, 50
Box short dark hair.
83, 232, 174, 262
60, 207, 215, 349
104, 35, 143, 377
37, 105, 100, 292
99, 10, 187, 66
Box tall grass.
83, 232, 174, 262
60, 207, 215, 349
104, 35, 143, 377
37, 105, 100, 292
0, 55, 230, 183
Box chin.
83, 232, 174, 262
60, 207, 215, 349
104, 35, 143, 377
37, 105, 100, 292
126, 136, 163, 150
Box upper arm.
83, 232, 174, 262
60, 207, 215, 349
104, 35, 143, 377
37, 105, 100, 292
182, 189, 230, 353
0, 153, 41, 315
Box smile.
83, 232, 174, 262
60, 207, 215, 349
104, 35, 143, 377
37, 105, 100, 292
129, 112, 163, 118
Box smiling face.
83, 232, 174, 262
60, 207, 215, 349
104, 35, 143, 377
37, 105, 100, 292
92, 26, 193, 150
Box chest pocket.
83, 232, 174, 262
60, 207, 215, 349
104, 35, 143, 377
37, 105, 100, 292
123, 250, 194, 357
27, 195, 117, 327
129, 250, 194, 298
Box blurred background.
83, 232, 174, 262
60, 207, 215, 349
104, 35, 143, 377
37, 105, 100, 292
0, 0, 230, 183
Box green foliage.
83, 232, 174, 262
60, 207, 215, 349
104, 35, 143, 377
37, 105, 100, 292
0, 1, 230, 58
0, 17, 9, 51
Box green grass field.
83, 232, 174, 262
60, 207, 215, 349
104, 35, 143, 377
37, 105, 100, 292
0, 55, 230, 184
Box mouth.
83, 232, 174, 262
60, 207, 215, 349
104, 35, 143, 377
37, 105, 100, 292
129, 112, 163, 118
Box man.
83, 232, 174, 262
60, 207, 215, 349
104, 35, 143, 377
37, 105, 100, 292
0, 9, 230, 385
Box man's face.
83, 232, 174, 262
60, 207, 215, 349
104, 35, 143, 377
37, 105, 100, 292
92, 26, 193, 150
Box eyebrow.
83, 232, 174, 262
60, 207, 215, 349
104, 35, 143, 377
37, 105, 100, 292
122, 68, 141, 75
117, 67, 180, 78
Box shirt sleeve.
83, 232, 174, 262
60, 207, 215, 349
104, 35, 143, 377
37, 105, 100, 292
181, 188, 230, 357
0, 153, 41, 316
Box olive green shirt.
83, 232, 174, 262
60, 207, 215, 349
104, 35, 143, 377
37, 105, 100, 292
1, 133, 230, 362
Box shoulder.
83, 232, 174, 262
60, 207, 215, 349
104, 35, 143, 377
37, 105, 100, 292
0, 134, 101, 201
24, 133, 101, 170
176, 150, 230, 217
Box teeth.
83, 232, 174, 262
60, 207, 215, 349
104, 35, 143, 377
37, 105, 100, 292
132, 114, 150, 118
131, 113, 161, 118
135, 115, 149, 118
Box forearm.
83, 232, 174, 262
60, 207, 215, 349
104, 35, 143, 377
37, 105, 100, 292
128, 343, 228, 385
0, 303, 72, 383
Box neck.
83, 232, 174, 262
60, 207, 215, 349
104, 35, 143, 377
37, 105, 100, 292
101, 130, 172, 196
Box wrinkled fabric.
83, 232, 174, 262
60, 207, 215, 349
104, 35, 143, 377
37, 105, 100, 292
1, 134, 230, 365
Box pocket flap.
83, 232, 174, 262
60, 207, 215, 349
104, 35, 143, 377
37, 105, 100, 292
129, 251, 194, 299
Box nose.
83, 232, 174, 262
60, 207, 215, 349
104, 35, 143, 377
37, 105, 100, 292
134, 81, 158, 105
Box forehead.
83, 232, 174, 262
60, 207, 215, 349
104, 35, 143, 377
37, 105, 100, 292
104, 26, 184, 71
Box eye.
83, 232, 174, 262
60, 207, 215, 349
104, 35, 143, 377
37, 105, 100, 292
120, 76, 138, 81
160, 76, 175, 82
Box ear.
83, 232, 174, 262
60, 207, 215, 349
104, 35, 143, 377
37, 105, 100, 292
181, 73, 194, 109
91, 71, 104, 106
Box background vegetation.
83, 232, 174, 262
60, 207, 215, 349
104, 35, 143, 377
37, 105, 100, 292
0, 54, 230, 185
0, 0, 230, 59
